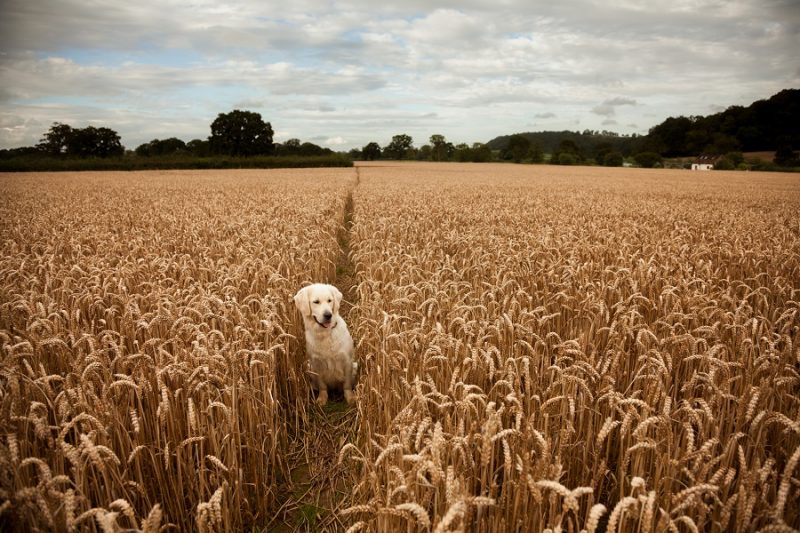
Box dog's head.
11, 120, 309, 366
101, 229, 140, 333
293, 283, 343, 329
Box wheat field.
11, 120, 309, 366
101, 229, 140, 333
1, 163, 798, 532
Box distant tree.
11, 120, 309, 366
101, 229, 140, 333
471, 142, 493, 163
37, 123, 74, 157
603, 151, 624, 167
708, 133, 740, 155
594, 141, 614, 163
685, 128, 711, 154
68, 126, 124, 158
416, 145, 432, 161
209, 110, 274, 156
735, 126, 762, 150
647, 116, 693, 156
430, 134, 450, 161
558, 139, 580, 155
725, 151, 744, 167
187, 139, 211, 157
383, 134, 413, 160
713, 157, 736, 170
276, 138, 302, 155
135, 137, 186, 157
551, 138, 582, 164
0, 146, 41, 159
773, 136, 799, 166
362, 142, 381, 160
502, 134, 531, 163
297, 142, 329, 156
38, 124, 123, 158
557, 152, 577, 165
528, 143, 544, 163
633, 152, 663, 168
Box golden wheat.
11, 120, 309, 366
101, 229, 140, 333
0, 169, 354, 530
1, 163, 798, 532
342, 162, 800, 532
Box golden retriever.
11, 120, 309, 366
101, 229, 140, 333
293, 283, 356, 406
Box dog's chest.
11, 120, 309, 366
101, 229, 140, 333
305, 326, 349, 357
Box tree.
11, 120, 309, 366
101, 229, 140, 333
471, 143, 493, 162
209, 110, 274, 156
633, 152, 663, 168
594, 141, 614, 163
277, 138, 302, 155
416, 145, 432, 161
70, 127, 124, 158
528, 143, 544, 163
502, 134, 531, 163
135, 137, 187, 157
297, 142, 329, 156
603, 151, 624, 167
383, 134, 413, 160
551, 138, 582, 165
708, 133, 740, 155
187, 139, 211, 157
713, 157, 736, 170
557, 152, 576, 165
648, 116, 692, 156
37, 123, 73, 156
430, 134, 450, 161
38, 123, 123, 158
362, 142, 381, 160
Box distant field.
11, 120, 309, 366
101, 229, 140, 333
1, 164, 798, 531
743, 151, 776, 161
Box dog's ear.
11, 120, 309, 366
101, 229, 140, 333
293, 286, 311, 316
331, 286, 343, 314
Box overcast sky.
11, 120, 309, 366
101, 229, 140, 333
1, 0, 798, 151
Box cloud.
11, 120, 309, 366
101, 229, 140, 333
592, 97, 638, 117
591, 104, 615, 117
605, 97, 637, 107
0, 0, 798, 149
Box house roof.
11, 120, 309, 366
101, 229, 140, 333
693, 154, 722, 164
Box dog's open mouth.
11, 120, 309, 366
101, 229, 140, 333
314, 316, 332, 329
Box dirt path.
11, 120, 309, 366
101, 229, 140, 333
267, 168, 361, 532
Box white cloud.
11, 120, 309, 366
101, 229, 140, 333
0, 0, 798, 150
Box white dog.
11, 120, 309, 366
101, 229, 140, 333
294, 283, 356, 406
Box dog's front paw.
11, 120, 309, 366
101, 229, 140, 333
317, 390, 328, 406
344, 390, 354, 405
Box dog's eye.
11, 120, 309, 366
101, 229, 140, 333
328, 299, 332, 302
312, 300, 320, 304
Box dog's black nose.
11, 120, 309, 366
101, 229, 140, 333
323, 311, 332, 320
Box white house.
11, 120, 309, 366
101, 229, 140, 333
691, 154, 720, 170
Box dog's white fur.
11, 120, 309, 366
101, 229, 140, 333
294, 283, 356, 406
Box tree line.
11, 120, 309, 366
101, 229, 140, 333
0, 110, 335, 161
485, 89, 799, 168
352, 132, 650, 167
642, 89, 799, 161
352, 134, 494, 163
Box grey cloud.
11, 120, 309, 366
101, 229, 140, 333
1, 0, 798, 149
605, 97, 637, 107
591, 104, 615, 117
592, 97, 638, 117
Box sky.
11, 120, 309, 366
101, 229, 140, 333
1, 0, 798, 152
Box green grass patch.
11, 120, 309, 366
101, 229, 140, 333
0, 154, 352, 172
